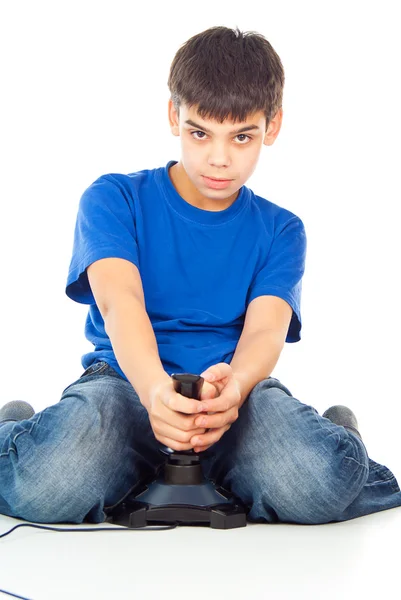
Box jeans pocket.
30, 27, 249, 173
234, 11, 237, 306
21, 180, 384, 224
60, 362, 109, 396
80, 361, 109, 378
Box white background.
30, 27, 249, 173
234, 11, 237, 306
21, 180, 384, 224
1, 0, 400, 477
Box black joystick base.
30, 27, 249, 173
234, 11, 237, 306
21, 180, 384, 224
106, 374, 248, 529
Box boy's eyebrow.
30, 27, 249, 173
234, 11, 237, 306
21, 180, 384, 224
184, 119, 260, 135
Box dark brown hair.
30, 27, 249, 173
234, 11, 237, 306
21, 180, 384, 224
167, 26, 285, 132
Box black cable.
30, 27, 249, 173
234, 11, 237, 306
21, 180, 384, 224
0, 588, 32, 599
0, 521, 178, 539
0, 522, 177, 600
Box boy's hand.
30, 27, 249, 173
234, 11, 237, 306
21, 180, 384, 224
191, 363, 241, 453
143, 376, 209, 452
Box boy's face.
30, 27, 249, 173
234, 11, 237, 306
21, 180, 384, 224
168, 99, 282, 211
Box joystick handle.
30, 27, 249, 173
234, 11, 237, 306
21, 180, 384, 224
160, 373, 204, 457
171, 373, 204, 400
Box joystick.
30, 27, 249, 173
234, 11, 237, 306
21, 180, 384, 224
107, 373, 247, 529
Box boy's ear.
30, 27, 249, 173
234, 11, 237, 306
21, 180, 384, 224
263, 108, 283, 146
168, 98, 180, 137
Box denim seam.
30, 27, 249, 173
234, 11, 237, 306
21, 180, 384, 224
365, 462, 400, 488
312, 412, 342, 446
343, 455, 369, 471
312, 412, 370, 471
366, 479, 397, 485
0, 416, 40, 458
313, 413, 369, 472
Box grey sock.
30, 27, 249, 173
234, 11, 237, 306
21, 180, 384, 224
322, 405, 362, 440
0, 400, 35, 423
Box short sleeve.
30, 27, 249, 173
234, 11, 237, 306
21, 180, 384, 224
65, 175, 140, 304
247, 216, 307, 342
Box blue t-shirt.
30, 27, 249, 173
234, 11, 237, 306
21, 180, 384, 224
65, 160, 307, 381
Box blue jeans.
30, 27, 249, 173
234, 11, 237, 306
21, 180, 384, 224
1, 361, 400, 524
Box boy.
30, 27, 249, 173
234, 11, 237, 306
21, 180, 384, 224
1, 26, 400, 525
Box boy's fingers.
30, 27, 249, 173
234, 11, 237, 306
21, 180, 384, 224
196, 406, 238, 429
157, 435, 194, 452
201, 363, 233, 383
200, 380, 218, 401
191, 424, 231, 447
194, 445, 212, 453
163, 392, 205, 414
200, 379, 241, 414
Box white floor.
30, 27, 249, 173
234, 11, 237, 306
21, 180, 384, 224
1, 506, 400, 600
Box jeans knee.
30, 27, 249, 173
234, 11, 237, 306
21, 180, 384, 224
0, 380, 149, 523
1, 418, 110, 523
249, 432, 369, 524
243, 383, 370, 523
7, 457, 105, 523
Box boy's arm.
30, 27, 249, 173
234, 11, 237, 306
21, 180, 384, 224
230, 295, 293, 408
87, 257, 170, 410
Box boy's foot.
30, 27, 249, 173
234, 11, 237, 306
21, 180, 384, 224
322, 405, 363, 441
0, 400, 35, 425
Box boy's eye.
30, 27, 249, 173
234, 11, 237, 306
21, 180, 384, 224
190, 130, 251, 144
